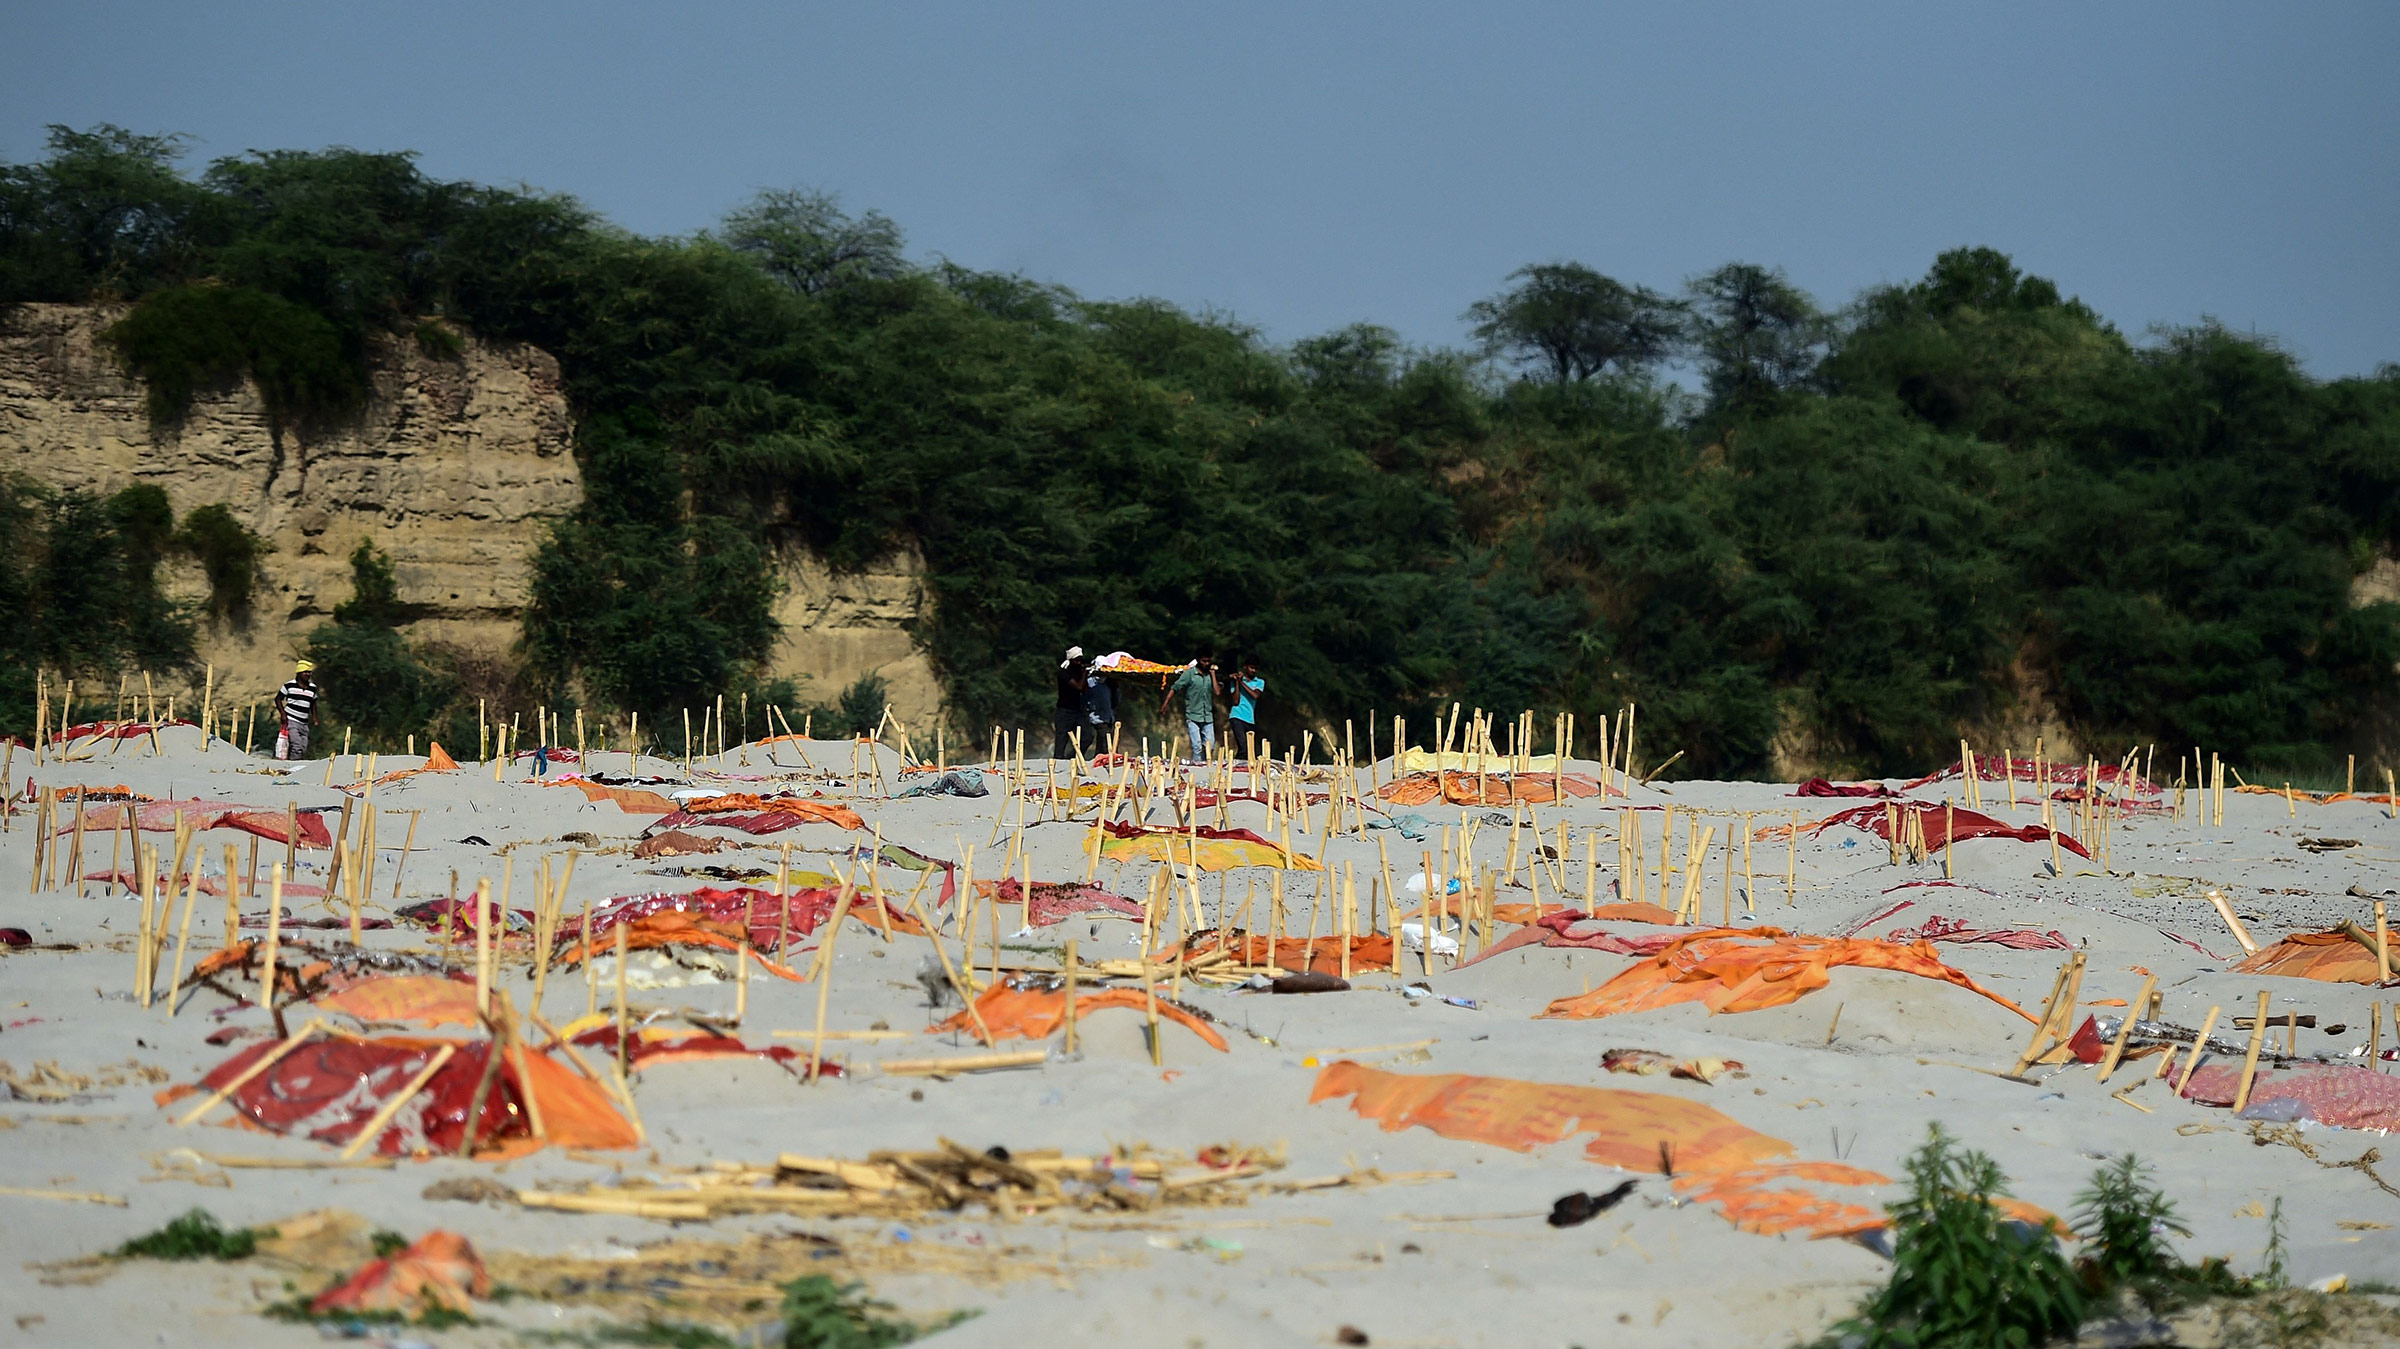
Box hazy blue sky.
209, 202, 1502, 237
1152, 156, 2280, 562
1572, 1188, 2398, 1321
8, 3, 2396, 374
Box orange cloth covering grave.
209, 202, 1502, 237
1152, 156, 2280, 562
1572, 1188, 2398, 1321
1493, 900, 1681, 926
1164, 930, 1395, 976
1538, 927, 2036, 1022
547, 911, 812, 981
62, 798, 333, 848
310, 1230, 489, 1320
630, 829, 723, 859
553, 779, 678, 814
2233, 929, 2390, 985
340, 743, 459, 793
1085, 820, 1321, 871
2232, 784, 2400, 808
1375, 771, 1602, 807
161, 1033, 637, 1158
933, 976, 1229, 1051
682, 793, 867, 829
315, 975, 481, 1027
1310, 1061, 1789, 1175
1308, 1063, 2061, 1240
1670, 1161, 1891, 1238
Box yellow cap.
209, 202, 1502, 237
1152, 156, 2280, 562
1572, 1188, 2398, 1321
293, 659, 315, 673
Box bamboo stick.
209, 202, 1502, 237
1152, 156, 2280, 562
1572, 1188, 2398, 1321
806, 873, 860, 1082
261, 864, 283, 1015
389, 810, 419, 901
1062, 938, 1079, 1054
2233, 990, 2271, 1114
176, 1018, 325, 1125
878, 1050, 1047, 1076
163, 849, 204, 1016
613, 922, 631, 1076
2206, 889, 2257, 954
339, 1045, 455, 1160
2095, 975, 2155, 1083
2173, 1006, 2223, 1093
2375, 900, 2390, 985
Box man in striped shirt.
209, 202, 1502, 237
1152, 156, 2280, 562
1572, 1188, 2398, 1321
274, 661, 321, 760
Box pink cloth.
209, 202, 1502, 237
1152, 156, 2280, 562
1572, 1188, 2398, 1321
62, 798, 334, 848
1455, 911, 1687, 968
1882, 914, 2073, 951
2179, 1062, 2400, 1132
1810, 801, 2091, 859
650, 808, 849, 836
973, 879, 1145, 926
1906, 753, 2158, 798
1795, 778, 1901, 798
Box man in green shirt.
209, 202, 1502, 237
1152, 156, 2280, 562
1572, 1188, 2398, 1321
1160, 654, 1219, 763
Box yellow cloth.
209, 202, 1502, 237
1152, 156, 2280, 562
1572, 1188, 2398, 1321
1083, 829, 1321, 871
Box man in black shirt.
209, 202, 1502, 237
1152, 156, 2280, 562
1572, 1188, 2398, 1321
1052, 647, 1089, 760
274, 660, 321, 760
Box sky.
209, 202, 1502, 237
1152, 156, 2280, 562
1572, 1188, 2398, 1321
7, 2, 2397, 375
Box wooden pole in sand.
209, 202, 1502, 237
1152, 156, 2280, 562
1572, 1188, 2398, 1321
805, 873, 859, 1083
163, 852, 204, 1016
340, 1044, 454, 1161
261, 864, 284, 1018
580, 892, 598, 1017
2376, 900, 2391, 985
775, 841, 792, 957
735, 888, 753, 1026
2096, 974, 2156, 1083
612, 921, 631, 1076
176, 1018, 323, 1126
345, 844, 363, 946
473, 878, 493, 1018
2173, 1006, 2222, 1094
1062, 938, 1080, 1054
2205, 889, 2257, 955
134, 843, 157, 1001
390, 809, 419, 901
2012, 952, 2085, 1075
2233, 990, 2272, 1114
66, 793, 85, 895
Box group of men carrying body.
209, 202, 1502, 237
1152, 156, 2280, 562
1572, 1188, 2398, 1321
1052, 647, 1264, 764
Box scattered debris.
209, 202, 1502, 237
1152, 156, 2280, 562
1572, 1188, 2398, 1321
518, 1140, 1287, 1221
1546, 1180, 1638, 1227
1601, 1048, 1746, 1084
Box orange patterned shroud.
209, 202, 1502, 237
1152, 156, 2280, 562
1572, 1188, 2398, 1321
1309, 1060, 1791, 1174
933, 979, 1230, 1051
1161, 931, 1396, 976
2234, 930, 2387, 984
1375, 771, 1602, 807
1538, 927, 2037, 1022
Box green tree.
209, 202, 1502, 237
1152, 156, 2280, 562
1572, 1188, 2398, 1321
304, 541, 456, 749
1685, 261, 1824, 412
715, 187, 908, 296
1465, 262, 1683, 384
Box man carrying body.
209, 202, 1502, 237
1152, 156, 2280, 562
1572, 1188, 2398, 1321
1160, 654, 1219, 764
274, 660, 320, 761
1226, 659, 1264, 760
1084, 667, 1118, 755
1053, 647, 1089, 760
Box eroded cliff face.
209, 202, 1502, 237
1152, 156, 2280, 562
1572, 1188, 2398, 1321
0, 303, 941, 728
771, 547, 943, 732
0, 302, 580, 706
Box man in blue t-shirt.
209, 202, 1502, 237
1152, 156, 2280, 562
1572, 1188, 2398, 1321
1226, 660, 1263, 759
1159, 654, 1218, 763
